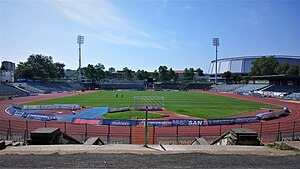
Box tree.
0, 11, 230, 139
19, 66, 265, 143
105, 71, 113, 79
152, 70, 159, 80
286, 66, 299, 76
51, 62, 65, 79
81, 63, 106, 80
95, 63, 106, 80
135, 70, 143, 80
168, 68, 178, 82
250, 56, 278, 76
14, 54, 65, 81
123, 67, 134, 80
158, 66, 169, 81
274, 63, 300, 76
222, 71, 232, 84
274, 63, 290, 75
195, 68, 204, 76
232, 74, 242, 84
135, 70, 149, 80
184, 68, 195, 81
15, 62, 34, 79
82, 64, 96, 79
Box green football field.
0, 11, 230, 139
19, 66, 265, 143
25, 91, 279, 119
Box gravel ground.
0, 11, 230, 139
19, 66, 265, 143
0, 153, 299, 169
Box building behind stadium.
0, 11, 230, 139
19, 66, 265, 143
207, 55, 300, 83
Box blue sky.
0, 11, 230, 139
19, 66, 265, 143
0, 0, 299, 73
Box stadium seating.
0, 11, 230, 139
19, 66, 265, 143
97, 80, 145, 90
26, 82, 85, 93
234, 84, 269, 94
184, 83, 213, 90
12, 83, 44, 94
209, 84, 244, 92
262, 85, 300, 93
99, 79, 144, 84
0, 83, 28, 97
160, 83, 187, 90
284, 92, 300, 100
153, 83, 212, 91
98, 83, 145, 90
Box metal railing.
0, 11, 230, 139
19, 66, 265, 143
0, 119, 299, 144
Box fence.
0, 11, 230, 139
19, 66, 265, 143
0, 119, 299, 144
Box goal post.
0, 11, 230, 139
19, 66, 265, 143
134, 96, 164, 111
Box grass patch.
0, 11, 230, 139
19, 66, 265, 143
266, 142, 300, 152
25, 91, 279, 119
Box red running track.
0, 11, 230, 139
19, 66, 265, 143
0, 91, 299, 144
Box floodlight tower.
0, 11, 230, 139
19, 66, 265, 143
77, 35, 84, 81
213, 38, 219, 84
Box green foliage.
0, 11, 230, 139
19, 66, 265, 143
232, 74, 242, 84
168, 68, 178, 82
135, 69, 150, 80
26, 91, 278, 120
158, 66, 169, 81
250, 56, 300, 76
123, 67, 134, 80
184, 68, 195, 81
14, 54, 65, 81
274, 63, 290, 75
105, 71, 113, 79
82, 63, 117, 80
152, 70, 159, 79
157, 66, 178, 82
82, 64, 96, 79
267, 142, 299, 152
195, 68, 204, 76
274, 63, 299, 76
79, 64, 205, 82
250, 56, 278, 76
286, 66, 299, 76
95, 63, 106, 80
222, 71, 232, 84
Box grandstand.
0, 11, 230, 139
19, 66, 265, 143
153, 83, 212, 91
0, 83, 28, 97
97, 80, 145, 90
98, 83, 145, 90
184, 83, 212, 90
284, 93, 300, 100
262, 85, 300, 93
0, 82, 84, 98
207, 83, 300, 101
12, 83, 44, 95
98, 79, 143, 84
234, 84, 269, 94
154, 83, 186, 91
26, 82, 85, 93
257, 85, 300, 98
209, 84, 244, 92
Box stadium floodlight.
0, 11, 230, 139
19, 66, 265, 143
77, 35, 84, 44
77, 35, 84, 82
213, 38, 219, 84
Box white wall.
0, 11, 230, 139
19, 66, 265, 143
0, 70, 14, 83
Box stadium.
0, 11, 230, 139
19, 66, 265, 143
0, 54, 300, 146
2, 1, 300, 167
207, 55, 300, 80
